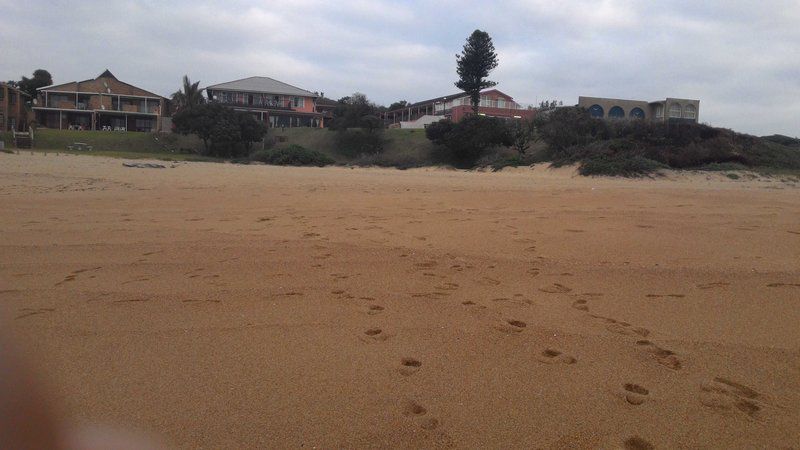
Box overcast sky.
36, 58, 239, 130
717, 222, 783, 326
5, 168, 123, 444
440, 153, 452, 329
2, 0, 798, 136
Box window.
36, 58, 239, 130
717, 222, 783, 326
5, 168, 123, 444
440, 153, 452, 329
9, 92, 16, 105
135, 118, 154, 132
629, 107, 645, 119
0, 88, 4, 101
683, 104, 697, 120
655, 104, 664, 118
609, 106, 625, 119
669, 103, 682, 118
293, 97, 304, 108
588, 104, 604, 118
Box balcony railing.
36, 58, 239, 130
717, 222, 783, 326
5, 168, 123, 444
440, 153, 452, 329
215, 99, 296, 110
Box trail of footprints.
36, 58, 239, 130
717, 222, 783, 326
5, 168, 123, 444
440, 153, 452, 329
351, 251, 775, 444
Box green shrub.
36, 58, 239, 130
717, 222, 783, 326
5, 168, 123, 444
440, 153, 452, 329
534, 107, 608, 159
425, 115, 512, 168
250, 145, 334, 167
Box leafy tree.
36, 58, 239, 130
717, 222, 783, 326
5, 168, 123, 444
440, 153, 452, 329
426, 116, 511, 167
173, 103, 266, 158
388, 100, 409, 111
171, 75, 205, 112
455, 30, 499, 113
331, 92, 383, 130
12, 69, 53, 99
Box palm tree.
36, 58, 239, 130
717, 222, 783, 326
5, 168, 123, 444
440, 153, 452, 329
171, 75, 204, 111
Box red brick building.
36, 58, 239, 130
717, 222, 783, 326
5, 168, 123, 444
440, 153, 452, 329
32, 70, 168, 132
0, 82, 31, 132
205, 77, 324, 128
384, 89, 535, 128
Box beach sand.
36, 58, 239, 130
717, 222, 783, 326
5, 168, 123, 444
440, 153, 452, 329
1, 152, 799, 448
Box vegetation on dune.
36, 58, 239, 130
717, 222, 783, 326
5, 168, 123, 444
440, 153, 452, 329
250, 145, 334, 167
533, 107, 800, 176
425, 115, 513, 168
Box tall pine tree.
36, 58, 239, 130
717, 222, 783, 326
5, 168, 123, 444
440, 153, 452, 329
455, 30, 499, 113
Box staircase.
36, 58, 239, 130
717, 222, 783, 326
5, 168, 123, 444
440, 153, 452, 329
13, 128, 33, 149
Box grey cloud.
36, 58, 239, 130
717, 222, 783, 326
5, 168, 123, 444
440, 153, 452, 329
1, 0, 798, 136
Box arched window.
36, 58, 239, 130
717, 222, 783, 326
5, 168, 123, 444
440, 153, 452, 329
683, 104, 697, 120
669, 103, 682, 118
589, 104, 604, 118
609, 106, 625, 119
629, 107, 645, 119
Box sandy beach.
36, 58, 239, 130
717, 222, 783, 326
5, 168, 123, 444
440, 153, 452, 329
1, 152, 799, 449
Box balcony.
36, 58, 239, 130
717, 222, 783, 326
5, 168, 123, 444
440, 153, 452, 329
215, 99, 296, 111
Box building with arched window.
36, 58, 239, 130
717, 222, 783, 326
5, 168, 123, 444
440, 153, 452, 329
577, 96, 700, 124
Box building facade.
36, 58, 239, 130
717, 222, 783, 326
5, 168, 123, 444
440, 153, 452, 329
33, 70, 168, 132
205, 77, 323, 128
384, 89, 535, 126
578, 96, 700, 123
0, 82, 31, 132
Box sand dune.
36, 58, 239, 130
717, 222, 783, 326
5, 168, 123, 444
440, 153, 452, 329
1, 153, 799, 448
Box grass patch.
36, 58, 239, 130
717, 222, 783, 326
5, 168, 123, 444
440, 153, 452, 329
32, 129, 204, 153
726, 173, 740, 180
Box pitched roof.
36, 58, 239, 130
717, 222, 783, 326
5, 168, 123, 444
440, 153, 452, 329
396, 89, 515, 111
36, 70, 164, 99
205, 76, 317, 97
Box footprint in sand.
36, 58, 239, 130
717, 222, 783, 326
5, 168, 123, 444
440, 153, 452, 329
477, 276, 501, 286
55, 274, 78, 286
696, 282, 730, 290
635, 340, 682, 370
646, 294, 686, 298
526, 267, 541, 277
398, 357, 422, 376
571, 299, 589, 311
766, 282, 800, 288
495, 319, 527, 333
606, 321, 650, 338
414, 261, 437, 269
622, 436, 655, 450
699, 377, 766, 419
538, 283, 572, 294
15, 308, 55, 320
361, 328, 391, 342
536, 349, 577, 365
366, 304, 385, 315
434, 282, 459, 291
400, 400, 443, 433
621, 383, 650, 405
401, 399, 427, 417
410, 292, 450, 299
